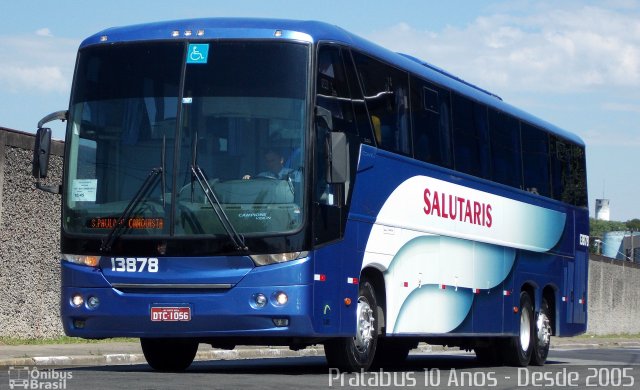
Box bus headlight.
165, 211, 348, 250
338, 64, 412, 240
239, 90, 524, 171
62, 254, 100, 267
250, 251, 308, 266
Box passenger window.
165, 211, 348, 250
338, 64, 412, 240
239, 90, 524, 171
521, 123, 551, 197
489, 109, 522, 189
452, 93, 490, 179
352, 52, 411, 155
570, 145, 588, 208
410, 77, 452, 168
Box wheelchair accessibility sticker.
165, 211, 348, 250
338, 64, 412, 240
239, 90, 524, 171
187, 44, 209, 64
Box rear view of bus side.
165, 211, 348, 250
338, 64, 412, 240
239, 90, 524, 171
32, 18, 588, 372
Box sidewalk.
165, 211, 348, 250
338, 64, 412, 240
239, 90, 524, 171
1, 337, 639, 367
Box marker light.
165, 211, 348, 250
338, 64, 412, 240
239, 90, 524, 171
274, 30, 283, 37
184, 30, 192, 37
62, 254, 100, 267
99, 35, 108, 42
274, 292, 288, 306
171, 30, 180, 37
197, 29, 205, 36
71, 294, 84, 308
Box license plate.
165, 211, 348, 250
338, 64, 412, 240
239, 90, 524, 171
150, 307, 191, 322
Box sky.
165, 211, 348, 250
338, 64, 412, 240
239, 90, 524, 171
1, 0, 638, 221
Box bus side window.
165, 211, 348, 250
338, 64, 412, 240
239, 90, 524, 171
410, 76, 453, 168
570, 145, 588, 208
521, 123, 551, 197
352, 52, 411, 155
451, 93, 491, 179
489, 109, 523, 189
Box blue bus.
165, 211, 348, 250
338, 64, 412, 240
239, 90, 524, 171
32, 18, 588, 372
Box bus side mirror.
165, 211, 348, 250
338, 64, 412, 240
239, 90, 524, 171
327, 132, 349, 184
316, 106, 333, 131
32, 110, 66, 194
32, 127, 52, 179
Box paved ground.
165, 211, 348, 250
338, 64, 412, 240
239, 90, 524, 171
1, 337, 639, 367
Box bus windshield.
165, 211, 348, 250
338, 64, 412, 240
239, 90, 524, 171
64, 41, 309, 238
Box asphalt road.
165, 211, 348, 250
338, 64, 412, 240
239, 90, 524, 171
2, 348, 639, 390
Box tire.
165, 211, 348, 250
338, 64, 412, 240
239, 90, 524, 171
475, 342, 502, 366
502, 292, 534, 367
531, 298, 552, 366
324, 280, 379, 372
371, 338, 415, 369
140, 338, 199, 372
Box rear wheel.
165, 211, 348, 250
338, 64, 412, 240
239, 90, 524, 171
324, 280, 379, 372
531, 298, 552, 366
502, 292, 534, 367
140, 338, 198, 372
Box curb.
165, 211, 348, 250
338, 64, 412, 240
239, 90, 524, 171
0, 347, 327, 368
2, 340, 639, 368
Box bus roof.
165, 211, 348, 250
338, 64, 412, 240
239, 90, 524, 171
82, 18, 584, 146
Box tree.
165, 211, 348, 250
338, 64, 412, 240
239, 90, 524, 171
589, 218, 626, 240
626, 219, 640, 232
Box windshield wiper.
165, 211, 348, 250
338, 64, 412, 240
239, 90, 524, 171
100, 167, 162, 252
191, 165, 248, 251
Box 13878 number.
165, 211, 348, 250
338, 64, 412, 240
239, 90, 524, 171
110, 257, 159, 273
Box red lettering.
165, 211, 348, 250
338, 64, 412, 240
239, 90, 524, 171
441, 193, 449, 218
473, 201, 481, 225
449, 195, 457, 219
421, 187, 493, 229
423, 189, 431, 214
464, 200, 472, 223
432, 191, 441, 217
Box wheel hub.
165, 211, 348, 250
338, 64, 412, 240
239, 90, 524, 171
536, 312, 551, 348
354, 297, 375, 353
520, 305, 531, 351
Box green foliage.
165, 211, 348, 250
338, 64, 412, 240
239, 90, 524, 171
626, 219, 640, 231
589, 218, 626, 240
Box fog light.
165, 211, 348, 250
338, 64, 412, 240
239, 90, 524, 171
73, 319, 85, 329
254, 293, 267, 308
274, 292, 288, 306
272, 318, 289, 327
87, 296, 100, 309
71, 294, 84, 308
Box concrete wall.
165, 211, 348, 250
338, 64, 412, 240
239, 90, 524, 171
587, 254, 640, 335
0, 128, 64, 338
0, 127, 638, 338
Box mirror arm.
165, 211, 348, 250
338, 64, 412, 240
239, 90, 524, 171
37, 110, 68, 129
35, 182, 61, 194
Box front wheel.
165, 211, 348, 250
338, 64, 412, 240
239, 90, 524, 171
140, 338, 199, 372
324, 280, 379, 372
502, 292, 534, 367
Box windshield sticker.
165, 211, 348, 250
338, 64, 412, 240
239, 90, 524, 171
72, 179, 97, 202
187, 43, 209, 64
